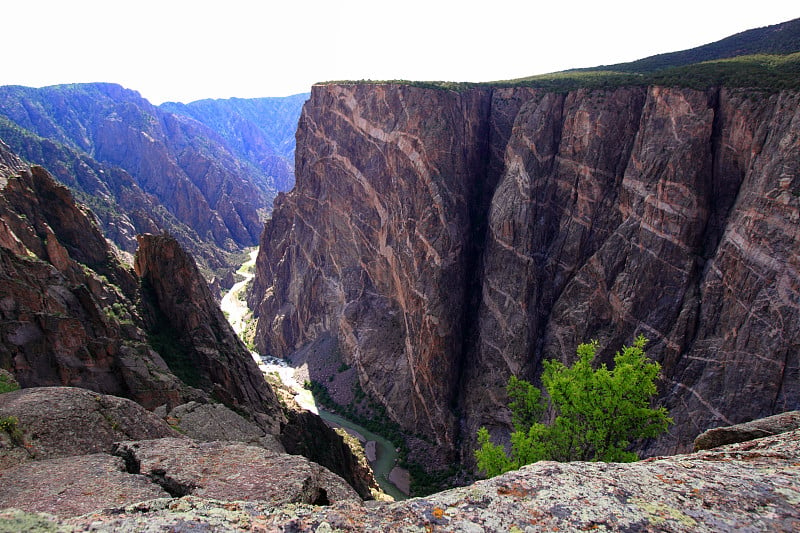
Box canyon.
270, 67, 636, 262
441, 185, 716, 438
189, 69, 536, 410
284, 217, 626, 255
0, 17, 798, 529
0, 84, 305, 285
250, 82, 800, 473
0, 141, 377, 503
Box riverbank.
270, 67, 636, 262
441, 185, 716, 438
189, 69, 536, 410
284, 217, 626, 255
219, 248, 258, 336
315, 409, 409, 500
219, 248, 409, 500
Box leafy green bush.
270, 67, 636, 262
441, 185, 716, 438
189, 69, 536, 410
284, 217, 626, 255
476, 336, 672, 477
0, 372, 20, 394
0, 415, 24, 446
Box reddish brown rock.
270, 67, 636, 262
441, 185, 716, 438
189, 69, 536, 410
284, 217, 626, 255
0, 453, 168, 518
250, 84, 492, 455
134, 232, 284, 433
694, 410, 800, 451
112, 437, 360, 505
28, 427, 800, 530
0, 387, 179, 470
166, 401, 285, 453
250, 84, 800, 469
0, 143, 192, 408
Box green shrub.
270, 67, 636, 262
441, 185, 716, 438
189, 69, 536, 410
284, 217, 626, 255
0, 372, 20, 394
476, 336, 672, 477
0, 415, 24, 446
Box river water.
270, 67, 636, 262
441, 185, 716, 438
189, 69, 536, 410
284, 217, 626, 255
220, 249, 408, 500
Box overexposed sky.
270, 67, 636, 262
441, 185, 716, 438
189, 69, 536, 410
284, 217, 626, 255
3, 1, 798, 104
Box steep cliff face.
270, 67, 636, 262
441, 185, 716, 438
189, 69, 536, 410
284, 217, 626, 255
134, 233, 284, 433
0, 140, 191, 407
0, 142, 371, 499
251, 83, 800, 465
471, 87, 800, 457
251, 84, 491, 451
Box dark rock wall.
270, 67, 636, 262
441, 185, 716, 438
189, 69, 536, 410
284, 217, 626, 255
134, 233, 284, 433
251, 84, 492, 449
252, 83, 800, 463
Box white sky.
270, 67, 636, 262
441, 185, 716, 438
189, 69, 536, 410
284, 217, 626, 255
3, 1, 798, 105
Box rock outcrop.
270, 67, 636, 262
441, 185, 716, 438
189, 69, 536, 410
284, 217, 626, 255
250, 83, 800, 467
0, 141, 194, 408
694, 410, 800, 451
134, 232, 284, 433
0, 144, 371, 500
0, 387, 178, 469
14, 427, 800, 531
0, 453, 169, 519
112, 438, 360, 505
0, 436, 360, 520
280, 406, 378, 500
0, 387, 362, 519
164, 401, 284, 452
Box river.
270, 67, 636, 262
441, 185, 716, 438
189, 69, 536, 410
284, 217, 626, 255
220, 249, 409, 500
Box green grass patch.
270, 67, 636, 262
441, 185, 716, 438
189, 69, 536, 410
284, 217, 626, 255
0, 372, 20, 394
0, 415, 24, 446
323, 52, 800, 93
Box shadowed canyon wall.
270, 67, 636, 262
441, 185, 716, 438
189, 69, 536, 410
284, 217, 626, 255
250, 83, 800, 464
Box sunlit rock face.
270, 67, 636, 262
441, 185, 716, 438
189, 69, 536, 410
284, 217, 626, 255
251, 83, 800, 464
251, 84, 492, 453
0, 141, 190, 408
32, 424, 800, 530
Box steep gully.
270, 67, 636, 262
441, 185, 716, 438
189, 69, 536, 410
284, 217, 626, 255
220, 250, 408, 499
250, 83, 800, 469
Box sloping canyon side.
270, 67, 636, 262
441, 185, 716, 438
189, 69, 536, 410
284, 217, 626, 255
250, 83, 800, 465
0, 84, 305, 284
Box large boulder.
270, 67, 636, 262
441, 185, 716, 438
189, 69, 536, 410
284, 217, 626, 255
165, 401, 284, 453
0, 454, 168, 518
0, 387, 179, 470
694, 410, 800, 451
111, 438, 360, 505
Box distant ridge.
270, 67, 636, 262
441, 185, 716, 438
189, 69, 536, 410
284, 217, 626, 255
327, 18, 800, 92
161, 94, 307, 192
586, 17, 800, 73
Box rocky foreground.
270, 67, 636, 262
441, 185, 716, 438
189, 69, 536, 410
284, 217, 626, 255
1, 423, 798, 531
0, 142, 378, 501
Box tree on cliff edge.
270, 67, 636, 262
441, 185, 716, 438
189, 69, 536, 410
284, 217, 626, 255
475, 335, 672, 478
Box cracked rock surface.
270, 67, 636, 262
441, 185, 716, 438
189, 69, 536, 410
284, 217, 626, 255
26, 428, 800, 531
0, 387, 179, 470
165, 401, 285, 453
111, 437, 360, 505
0, 453, 168, 518
0, 437, 359, 519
